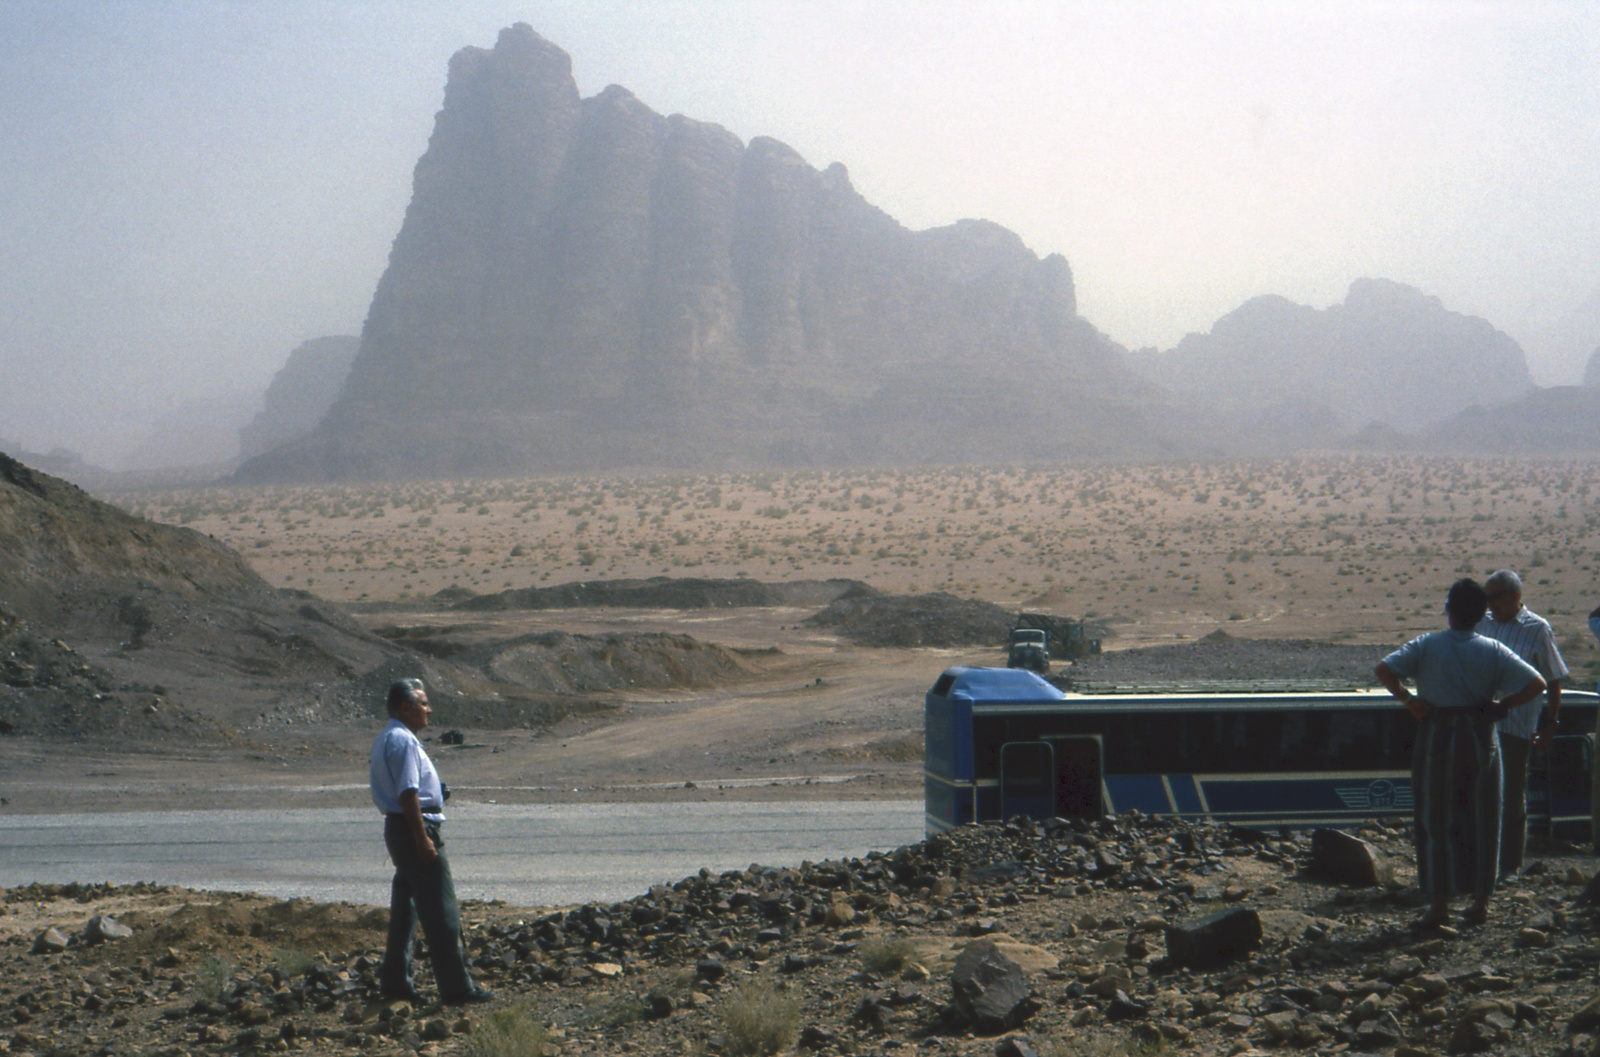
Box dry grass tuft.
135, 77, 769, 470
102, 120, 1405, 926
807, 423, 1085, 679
720, 979, 800, 1057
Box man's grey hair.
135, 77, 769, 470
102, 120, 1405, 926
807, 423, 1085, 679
386, 677, 426, 716
1485, 569, 1523, 595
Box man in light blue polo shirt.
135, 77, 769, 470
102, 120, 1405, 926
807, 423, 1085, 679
370, 677, 490, 1006
1377, 578, 1544, 929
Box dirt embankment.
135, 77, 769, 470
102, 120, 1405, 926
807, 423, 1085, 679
453, 577, 872, 612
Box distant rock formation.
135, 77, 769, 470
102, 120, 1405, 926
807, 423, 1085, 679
1132, 279, 1534, 434
1415, 385, 1600, 454
238, 336, 360, 461
1583, 345, 1600, 388
236, 23, 1158, 481
123, 391, 262, 471
0, 441, 93, 479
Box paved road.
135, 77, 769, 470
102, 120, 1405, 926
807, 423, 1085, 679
0, 800, 923, 908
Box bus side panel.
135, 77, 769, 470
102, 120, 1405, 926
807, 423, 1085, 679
1199, 774, 1412, 825
975, 783, 1001, 822
924, 774, 972, 833
925, 695, 976, 782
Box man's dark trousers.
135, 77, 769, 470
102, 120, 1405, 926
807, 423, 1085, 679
379, 814, 474, 999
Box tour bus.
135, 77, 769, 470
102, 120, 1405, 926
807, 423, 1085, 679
924, 666, 1597, 836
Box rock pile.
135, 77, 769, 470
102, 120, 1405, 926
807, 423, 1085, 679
806, 591, 1015, 648
5, 815, 1600, 1056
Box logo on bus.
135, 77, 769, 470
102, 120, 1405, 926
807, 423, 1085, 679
1336, 779, 1411, 811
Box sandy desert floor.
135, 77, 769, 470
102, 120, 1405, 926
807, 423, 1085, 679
108, 454, 1600, 661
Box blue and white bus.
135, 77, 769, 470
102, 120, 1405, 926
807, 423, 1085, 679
924, 666, 1597, 836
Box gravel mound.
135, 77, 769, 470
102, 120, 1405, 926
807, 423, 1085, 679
1060, 631, 1394, 689
806, 591, 1014, 648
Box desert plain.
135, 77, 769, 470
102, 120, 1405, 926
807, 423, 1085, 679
8, 452, 1599, 817
115, 454, 1600, 654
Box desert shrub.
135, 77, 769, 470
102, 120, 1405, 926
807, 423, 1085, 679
274, 947, 314, 978
196, 954, 234, 1002
468, 1004, 547, 1057
858, 935, 918, 975
579, 989, 648, 1029
721, 979, 800, 1057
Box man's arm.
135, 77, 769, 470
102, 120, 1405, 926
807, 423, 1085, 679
1376, 661, 1430, 721
1496, 673, 1548, 718
398, 788, 438, 865
1534, 678, 1563, 748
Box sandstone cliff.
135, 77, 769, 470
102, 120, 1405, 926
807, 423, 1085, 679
1132, 279, 1534, 435
237, 24, 1156, 480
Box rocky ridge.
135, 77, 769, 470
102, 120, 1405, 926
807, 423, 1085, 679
1130, 279, 1535, 437
6, 815, 1600, 1056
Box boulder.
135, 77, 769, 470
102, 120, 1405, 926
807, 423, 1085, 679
1162, 908, 1263, 968
1569, 995, 1600, 1033
950, 938, 1038, 1034
83, 914, 133, 943
30, 926, 69, 954
1309, 827, 1393, 886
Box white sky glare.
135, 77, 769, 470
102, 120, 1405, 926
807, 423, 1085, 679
2, 1, 1598, 465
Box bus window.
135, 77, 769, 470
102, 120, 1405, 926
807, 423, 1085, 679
1279, 713, 1311, 769
1326, 712, 1382, 769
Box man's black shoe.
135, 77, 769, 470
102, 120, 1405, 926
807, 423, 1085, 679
380, 987, 428, 1005
443, 987, 493, 1006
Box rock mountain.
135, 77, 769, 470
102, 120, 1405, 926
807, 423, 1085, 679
238, 335, 360, 462
236, 23, 1161, 481
1127, 278, 1535, 438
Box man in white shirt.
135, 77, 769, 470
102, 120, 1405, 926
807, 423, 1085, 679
370, 678, 490, 1006
1476, 570, 1568, 880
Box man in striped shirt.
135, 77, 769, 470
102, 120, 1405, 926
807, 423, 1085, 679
1476, 569, 1568, 881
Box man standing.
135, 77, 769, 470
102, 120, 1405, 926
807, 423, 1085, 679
369, 677, 491, 1006
1476, 569, 1568, 881
1376, 578, 1545, 928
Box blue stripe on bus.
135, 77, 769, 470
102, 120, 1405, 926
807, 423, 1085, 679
1169, 775, 1204, 814
1105, 775, 1172, 815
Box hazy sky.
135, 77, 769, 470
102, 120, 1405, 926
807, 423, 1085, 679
3, 1, 1598, 466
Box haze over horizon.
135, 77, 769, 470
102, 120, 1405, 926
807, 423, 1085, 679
3, 1, 1598, 468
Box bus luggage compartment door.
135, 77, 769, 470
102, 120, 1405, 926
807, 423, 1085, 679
1000, 741, 1055, 821
1053, 736, 1103, 820
1545, 733, 1593, 839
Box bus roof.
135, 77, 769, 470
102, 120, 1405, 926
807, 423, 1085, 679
930, 666, 1066, 702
